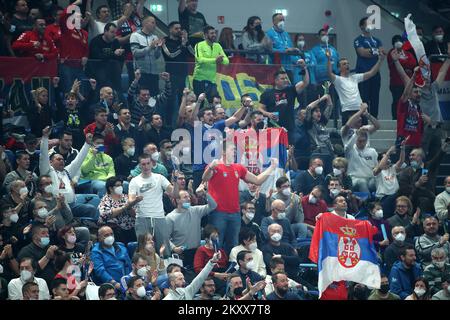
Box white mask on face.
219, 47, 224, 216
137, 266, 148, 277
19, 187, 28, 196
433, 261, 445, 269
277, 21, 285, 30
104, 235, 115, 246
136, 286, 147, 298
245, 211, 255, 221
67, 235, 77, 244
394, 233, 406, 242
434, 34, 444, 42
298, 40, 305, 48
277, 211, 286, 220
246, 260, 256, 271
374, 209, 384, 219
151, 152, 160, 162
248, 242, 258, 252
394, 41, 403, 49
330, 188, 340, 198
282, 188, 291, 197
9, 213, 19, 223
127, 147, 135, 157
271, 233, 282, 242
314, 166, 323, 175
37, 208, 49, 219
44, 185, 53, 194
321, 35, 329, 43
333, 168, 342, 176
414, 288, 426, 297
113, 186, 123, 195
309, 194, 317, 204
20, 270, 32, 282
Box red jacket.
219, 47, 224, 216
12, 30, 58, 60
301, 195, 328, 226
387, 48, 417, 87
193, 246, 228, 275
59, 7, 89, 68
83, 122, 119, 155
44, 24, 61, 53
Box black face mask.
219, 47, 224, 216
379, 284, 390, 294
254, 25, 262, 32
255, 122, 264, 130
233, 287, 244, 296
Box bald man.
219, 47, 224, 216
91, 226, 132, 289
260, 200, 297, 246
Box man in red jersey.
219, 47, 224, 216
202, 141, 278, 254
12, 18, 57, 61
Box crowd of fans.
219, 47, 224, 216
0, 0, 449, 301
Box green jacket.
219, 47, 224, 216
193, 40, 229, 82
81, 150, 115, 181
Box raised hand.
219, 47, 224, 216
160, 72, 170, 81
134, 69, 141, 82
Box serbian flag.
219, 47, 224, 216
309, 212, 381, 298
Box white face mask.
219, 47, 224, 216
37, 208, 49, 219
19, 187, 28, 196
20, 270, 32, 282
446, 187, 450, 194
136, 286, 147, 298
333, 168, 342, 176
9, 213, 19, 223
282, 188, 291, 197
104, 235, 115, 246
394, 233, 406, 242
166, 151, 173, 158
246, 260, 256, 271
277, 21, 285, 30
248, 242, 258, 252
414, 288, 426, 297
151, 152, 160, 162
137, 266, 148, 277
127, 147, 135, 157
114, 186, 123, 195
374, 209, 384, 219
433, 261, 445, 269
309, 194, 317, 204
0, 264, 3, 274
245, 211, 255, 221
394, 41, 403, 49
44, 185, 53, 194
277, 211, 286, 220
330, 188, 340, 197
297, 40, 305, 48
271, 233, 282, 242
434, 34, 444, 42
321, 35, 329, 43
314, 166, 323, 175
67, 235, 77, 244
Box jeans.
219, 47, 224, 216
59, 63, 87, 94
389, 85, 404, 120
69, 194, 100, 219
358, 72, 381, 118
91, 180, 107, 198
292, 222, 309, 240
134, 217, 171, 257
351, 177, 376, 193
208, 211, 241, 255
167, 73, 187, 128
193, 80, 218, 104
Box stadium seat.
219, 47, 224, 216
127, 241, 138, 258
353, 192, 370, 201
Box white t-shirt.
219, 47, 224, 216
128, 173, 170, 218
345, 134, 378, 179
375, 166, 399, 198
341, 125, 374, 149
331, 210, 355, 220
333, 73, 364, 112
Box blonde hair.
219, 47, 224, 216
333, 157, 348, 169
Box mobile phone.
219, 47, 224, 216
395, 136, 405, 149
422, 168, 429, 176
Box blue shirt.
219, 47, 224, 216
192, 120, 226, 171
266, 27, 298, 70
267, 291, 302, 300
292, 50, 317, 85
310, 44, 340, 83
354, 35, 382, 72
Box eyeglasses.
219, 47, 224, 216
396, 205, 408, 208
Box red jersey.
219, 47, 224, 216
208, 163, 248, 213
12, 30, 57, 60
301, 195, 328, 226
44, 23, 61, 53
320, 281, 348, 300
387, 48, 417, 87
397, 99, 424, 147
59, 7, 89, 68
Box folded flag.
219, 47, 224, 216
309, 212, 381, 298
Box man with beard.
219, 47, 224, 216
266, 272, 302, 300
192, 25, 229, 102
415, 216, 450, 268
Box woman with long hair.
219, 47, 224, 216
405, 278, 431, 300
242, 16, 271, 63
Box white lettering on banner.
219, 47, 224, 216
437, 81, 450, 102
66, 5, 81, 30
366, 5, 381, 30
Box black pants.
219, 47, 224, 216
390, 85, 404, 120
193, 169, 205, 192
91, 61, 123, 94
359, 72, 381, 118
181, 248, 197, 269
341, 110, 359, 126
193, 79, 218, 104
139, 73, 160, 96
167, 74, 187, 127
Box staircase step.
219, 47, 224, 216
370, 130, 397, 140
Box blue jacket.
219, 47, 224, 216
260, 216, 296, 246
291, 50, 317, 86
389, 260, 422, 299
310, 44, 339, 83
91, 242, 132, 285
266, 27, 298, 70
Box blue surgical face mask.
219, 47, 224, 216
40, 237, 50, 247
182, 202, 191, 209
410, 160, 420, 169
